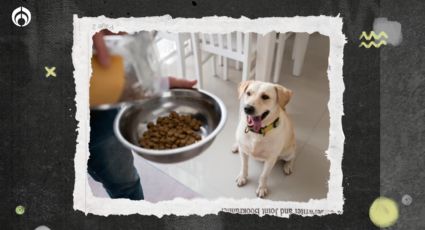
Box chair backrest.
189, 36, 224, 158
198, 32, 251, 62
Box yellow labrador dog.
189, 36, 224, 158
233, 80, 296, 198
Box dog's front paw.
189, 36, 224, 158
235, 175, 247, 187
256, 186, 268, 198
283, 161, 294, 175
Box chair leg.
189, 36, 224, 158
291, 35, 296, 61
236, 32, 242, 71
176, 34, 186, 78
292, 33, 309, 76
236, 61, 241, 70
223, 57, 228, 81
212, 55, 218, 77
273, 33, 287, 83
191, 33, 203, 89
218, 56, 223, 66
254, 32, 275, 82
242, 33, 253, 81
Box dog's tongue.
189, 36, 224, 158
247, 116, 262, 132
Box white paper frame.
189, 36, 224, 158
72, 15, 346, 217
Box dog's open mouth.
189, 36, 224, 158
247, 111, 270, 132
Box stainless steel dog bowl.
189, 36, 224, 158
114, 89, 227, 163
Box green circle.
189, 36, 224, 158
15, 205, 25, 215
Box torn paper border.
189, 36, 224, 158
72, 15, 346, 217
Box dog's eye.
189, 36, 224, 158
261, 94, 270, 100
247, 91, 251, 96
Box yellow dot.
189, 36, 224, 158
369, 197, 399, 228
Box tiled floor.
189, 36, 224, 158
89, 32, 331, 202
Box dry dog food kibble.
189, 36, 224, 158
139, 111, 202, 150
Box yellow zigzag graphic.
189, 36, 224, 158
359, 40, 387, 48
359, 31, 388, 40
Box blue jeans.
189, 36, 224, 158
88, 109, 144, 200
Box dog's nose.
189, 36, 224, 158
244, 105, 255, 115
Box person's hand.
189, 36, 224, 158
92, 29, 126, 67
168, 77, 197, 88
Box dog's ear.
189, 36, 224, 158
238, 80, 253, 98
275, 85, 293, 110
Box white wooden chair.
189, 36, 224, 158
191, 32, 256, 88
